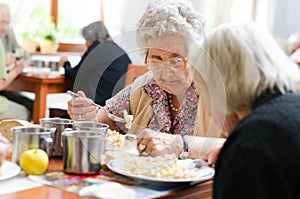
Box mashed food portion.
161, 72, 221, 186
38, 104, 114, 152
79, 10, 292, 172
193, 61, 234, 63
103, 129, 126, 165
122, 154, 197, 179
123, 110, 133, 130
106, 129, 125, 149
0, 134, 11, 176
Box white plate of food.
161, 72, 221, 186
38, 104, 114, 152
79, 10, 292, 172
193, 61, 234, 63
107, 155, 214, 184
0, 160, 21, 181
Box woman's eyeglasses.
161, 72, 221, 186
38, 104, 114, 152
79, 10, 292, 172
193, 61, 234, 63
145, 52, 187, 71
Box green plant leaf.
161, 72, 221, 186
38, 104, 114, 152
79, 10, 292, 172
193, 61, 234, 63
44, 34, 56, 42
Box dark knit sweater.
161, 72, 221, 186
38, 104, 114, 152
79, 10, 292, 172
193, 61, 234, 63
214, 92, 300, 199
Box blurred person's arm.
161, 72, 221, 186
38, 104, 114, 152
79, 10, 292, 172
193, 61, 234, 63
0, 60, 24, 91
5, 52, 16, 66
59, 56, 69, 67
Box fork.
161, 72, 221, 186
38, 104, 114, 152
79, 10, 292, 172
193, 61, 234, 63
67, 90, 126, 123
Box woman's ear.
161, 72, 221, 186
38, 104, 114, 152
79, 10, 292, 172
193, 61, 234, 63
85, 41, 92, 48
222, 114, 240, 137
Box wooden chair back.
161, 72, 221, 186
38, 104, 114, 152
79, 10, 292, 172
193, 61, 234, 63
124, 64, 149, 86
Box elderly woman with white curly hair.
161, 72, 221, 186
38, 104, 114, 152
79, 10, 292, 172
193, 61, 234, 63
190, 22, 300, 198
68, 0, 225, 162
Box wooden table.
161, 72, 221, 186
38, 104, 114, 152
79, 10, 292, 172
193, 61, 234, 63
1, 158, 213, 199
6, 75, 71, 123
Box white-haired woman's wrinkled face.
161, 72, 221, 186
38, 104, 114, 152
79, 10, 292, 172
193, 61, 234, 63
146, 35, 192, 95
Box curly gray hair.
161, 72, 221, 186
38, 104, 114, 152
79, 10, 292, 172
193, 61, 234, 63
136, 0, 205, 49
81, 21, 112, 42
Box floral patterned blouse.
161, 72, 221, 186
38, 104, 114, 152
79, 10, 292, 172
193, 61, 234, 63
105, 78, 199, 135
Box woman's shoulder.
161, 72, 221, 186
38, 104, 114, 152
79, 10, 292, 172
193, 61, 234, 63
131, 71, 153, 89
129, 72, 154, 104
232, 93, 300, 140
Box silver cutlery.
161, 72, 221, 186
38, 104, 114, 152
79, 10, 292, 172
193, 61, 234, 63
67, 90, 126, 123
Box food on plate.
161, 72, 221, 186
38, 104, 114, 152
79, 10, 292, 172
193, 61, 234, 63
5, 148, 12, 161
0, 134, 11, 175
123, 110, 133, 129
122, 154, 197, 179
106, 129, 125, 149
27, 67, 51, 78
103, 129, 126, 165
0, 119, 34, 142
19, 148, 49, 175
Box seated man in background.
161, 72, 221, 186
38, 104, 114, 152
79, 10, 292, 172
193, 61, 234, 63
0, 3, 33, 119
60, 21, 132, 106
0, 41, 29, 121
0, 3, 20, 66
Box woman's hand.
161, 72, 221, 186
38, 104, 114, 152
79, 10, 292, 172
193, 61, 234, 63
203, 139, 225, 165
137, 129, 182, 157
67, 91, 99, 121
203, 145, 221, 165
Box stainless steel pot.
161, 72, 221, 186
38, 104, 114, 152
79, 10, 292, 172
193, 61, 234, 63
73, 121, 108, 134
40, 118, 73, 157
62, 130, 107, 174
11, 126, 53, 165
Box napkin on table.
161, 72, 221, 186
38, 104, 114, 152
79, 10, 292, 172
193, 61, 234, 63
78, 182, 136, 199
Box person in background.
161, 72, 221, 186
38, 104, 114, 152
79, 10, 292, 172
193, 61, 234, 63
0, 41, 29, 120
0, 3, 33, 119
0, 3, 20, 66
189, 22, 300, 198
67, 0, 225, 163
60, 21, 132, 106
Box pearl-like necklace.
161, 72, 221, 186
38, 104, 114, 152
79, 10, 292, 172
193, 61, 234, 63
168, 94, 179, 112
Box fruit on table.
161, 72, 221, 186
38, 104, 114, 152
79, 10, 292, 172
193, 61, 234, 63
19, 149, 49, 175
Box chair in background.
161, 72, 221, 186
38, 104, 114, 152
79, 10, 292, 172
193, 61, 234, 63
124, 64, 149, 86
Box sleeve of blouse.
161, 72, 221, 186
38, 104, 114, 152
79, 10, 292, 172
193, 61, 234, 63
105, 84, 132, 118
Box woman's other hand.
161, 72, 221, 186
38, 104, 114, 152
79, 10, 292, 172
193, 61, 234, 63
67, 91, 98, 121
137, 129, 182, 157
204, 145, 222, 165
203, 139, 225, 165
